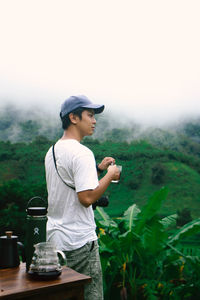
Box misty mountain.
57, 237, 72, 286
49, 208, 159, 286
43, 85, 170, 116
0, 104, 62, 142
0, 103, 200, 158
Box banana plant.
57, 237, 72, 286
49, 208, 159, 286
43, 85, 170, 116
95, 187, 200, 299
95, 187, 169, 298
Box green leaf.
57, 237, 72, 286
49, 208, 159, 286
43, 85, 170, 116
122, 204, 141, 232
99, 234, 116, 253
143, 217, 168, 254
168, 218, 200, 243
118, 231, 138, 259
95, 207, 118, 228
134, 187, 169, 235
160, 214, 177, 229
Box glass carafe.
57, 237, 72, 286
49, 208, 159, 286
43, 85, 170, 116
28, 242, 66, 279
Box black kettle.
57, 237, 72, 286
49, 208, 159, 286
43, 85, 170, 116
0, 231, 25, 269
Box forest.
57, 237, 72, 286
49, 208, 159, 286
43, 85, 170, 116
1, 104, 200, 298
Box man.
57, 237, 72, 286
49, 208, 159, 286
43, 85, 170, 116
45, 95, 120, 300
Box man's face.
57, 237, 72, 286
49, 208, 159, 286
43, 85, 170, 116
76, 109, 96, 138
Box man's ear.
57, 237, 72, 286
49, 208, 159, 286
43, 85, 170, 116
69, 113, 78, 125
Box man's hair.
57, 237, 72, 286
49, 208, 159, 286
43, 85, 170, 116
60, 107, 85, 130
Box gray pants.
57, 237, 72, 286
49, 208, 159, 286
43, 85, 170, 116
64, 240, 103, 300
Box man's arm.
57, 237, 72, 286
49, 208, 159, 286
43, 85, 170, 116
77, 164, 120, 208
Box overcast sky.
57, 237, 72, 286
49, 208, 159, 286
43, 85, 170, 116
0, 0, 200, 125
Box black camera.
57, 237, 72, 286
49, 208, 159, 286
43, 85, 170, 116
92, 196, 109, 210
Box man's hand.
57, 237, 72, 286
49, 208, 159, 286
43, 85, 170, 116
97, 157, 115, 172
107, 164, 121, 181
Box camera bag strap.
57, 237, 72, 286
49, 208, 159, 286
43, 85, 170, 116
52, 144, 75, 190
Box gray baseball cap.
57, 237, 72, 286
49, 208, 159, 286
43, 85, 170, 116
60, 95, 105, 118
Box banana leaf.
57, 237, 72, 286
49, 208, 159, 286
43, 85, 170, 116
168, 218, 200, 244
143, 216, 168, 254
95, 207, 118, 229
134, 187, 169, 235
118, 230, 140, 257
160, 214, 177, 229
99, 233, 117, 254
122, 204, 141, 232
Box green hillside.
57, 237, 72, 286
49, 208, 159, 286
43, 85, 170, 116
1, 137, 200, 239
87, 140, 200, 218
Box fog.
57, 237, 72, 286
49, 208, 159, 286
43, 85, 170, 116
0, 0, 200, 126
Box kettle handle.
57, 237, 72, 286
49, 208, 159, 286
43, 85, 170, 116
26, 196, 47, 209
56, 250, 66, 266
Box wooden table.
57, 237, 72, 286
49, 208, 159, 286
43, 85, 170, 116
0, 263, 91, 300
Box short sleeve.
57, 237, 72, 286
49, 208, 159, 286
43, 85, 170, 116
73, 150, 99, 192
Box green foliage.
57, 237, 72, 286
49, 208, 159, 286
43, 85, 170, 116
176, 208, 193, 227
168, 219, 200, 244
95, 189, 200, 299
1, 134, 200, 240
18, 120, 40, 142
105, 128, 133, 142
0, 139, 49, 238
151, 162, 166, 184
83, 138, 200, 218
0, 204, 26, 241
134, 187, 169, 235
122, 204, 141, 232
183, 122, 200, 138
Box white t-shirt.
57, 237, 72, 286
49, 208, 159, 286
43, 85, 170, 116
45, 139, 99, 251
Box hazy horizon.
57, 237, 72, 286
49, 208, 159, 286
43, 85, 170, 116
0, 0, 200, 126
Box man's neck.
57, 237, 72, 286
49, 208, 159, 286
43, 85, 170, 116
60, 128, 82, 142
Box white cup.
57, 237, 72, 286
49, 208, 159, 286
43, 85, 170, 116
111, 165, 122, 183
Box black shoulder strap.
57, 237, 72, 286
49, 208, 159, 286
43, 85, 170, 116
52, 145, 75, 190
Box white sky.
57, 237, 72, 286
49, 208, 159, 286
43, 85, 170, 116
0, 0, 200, 125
